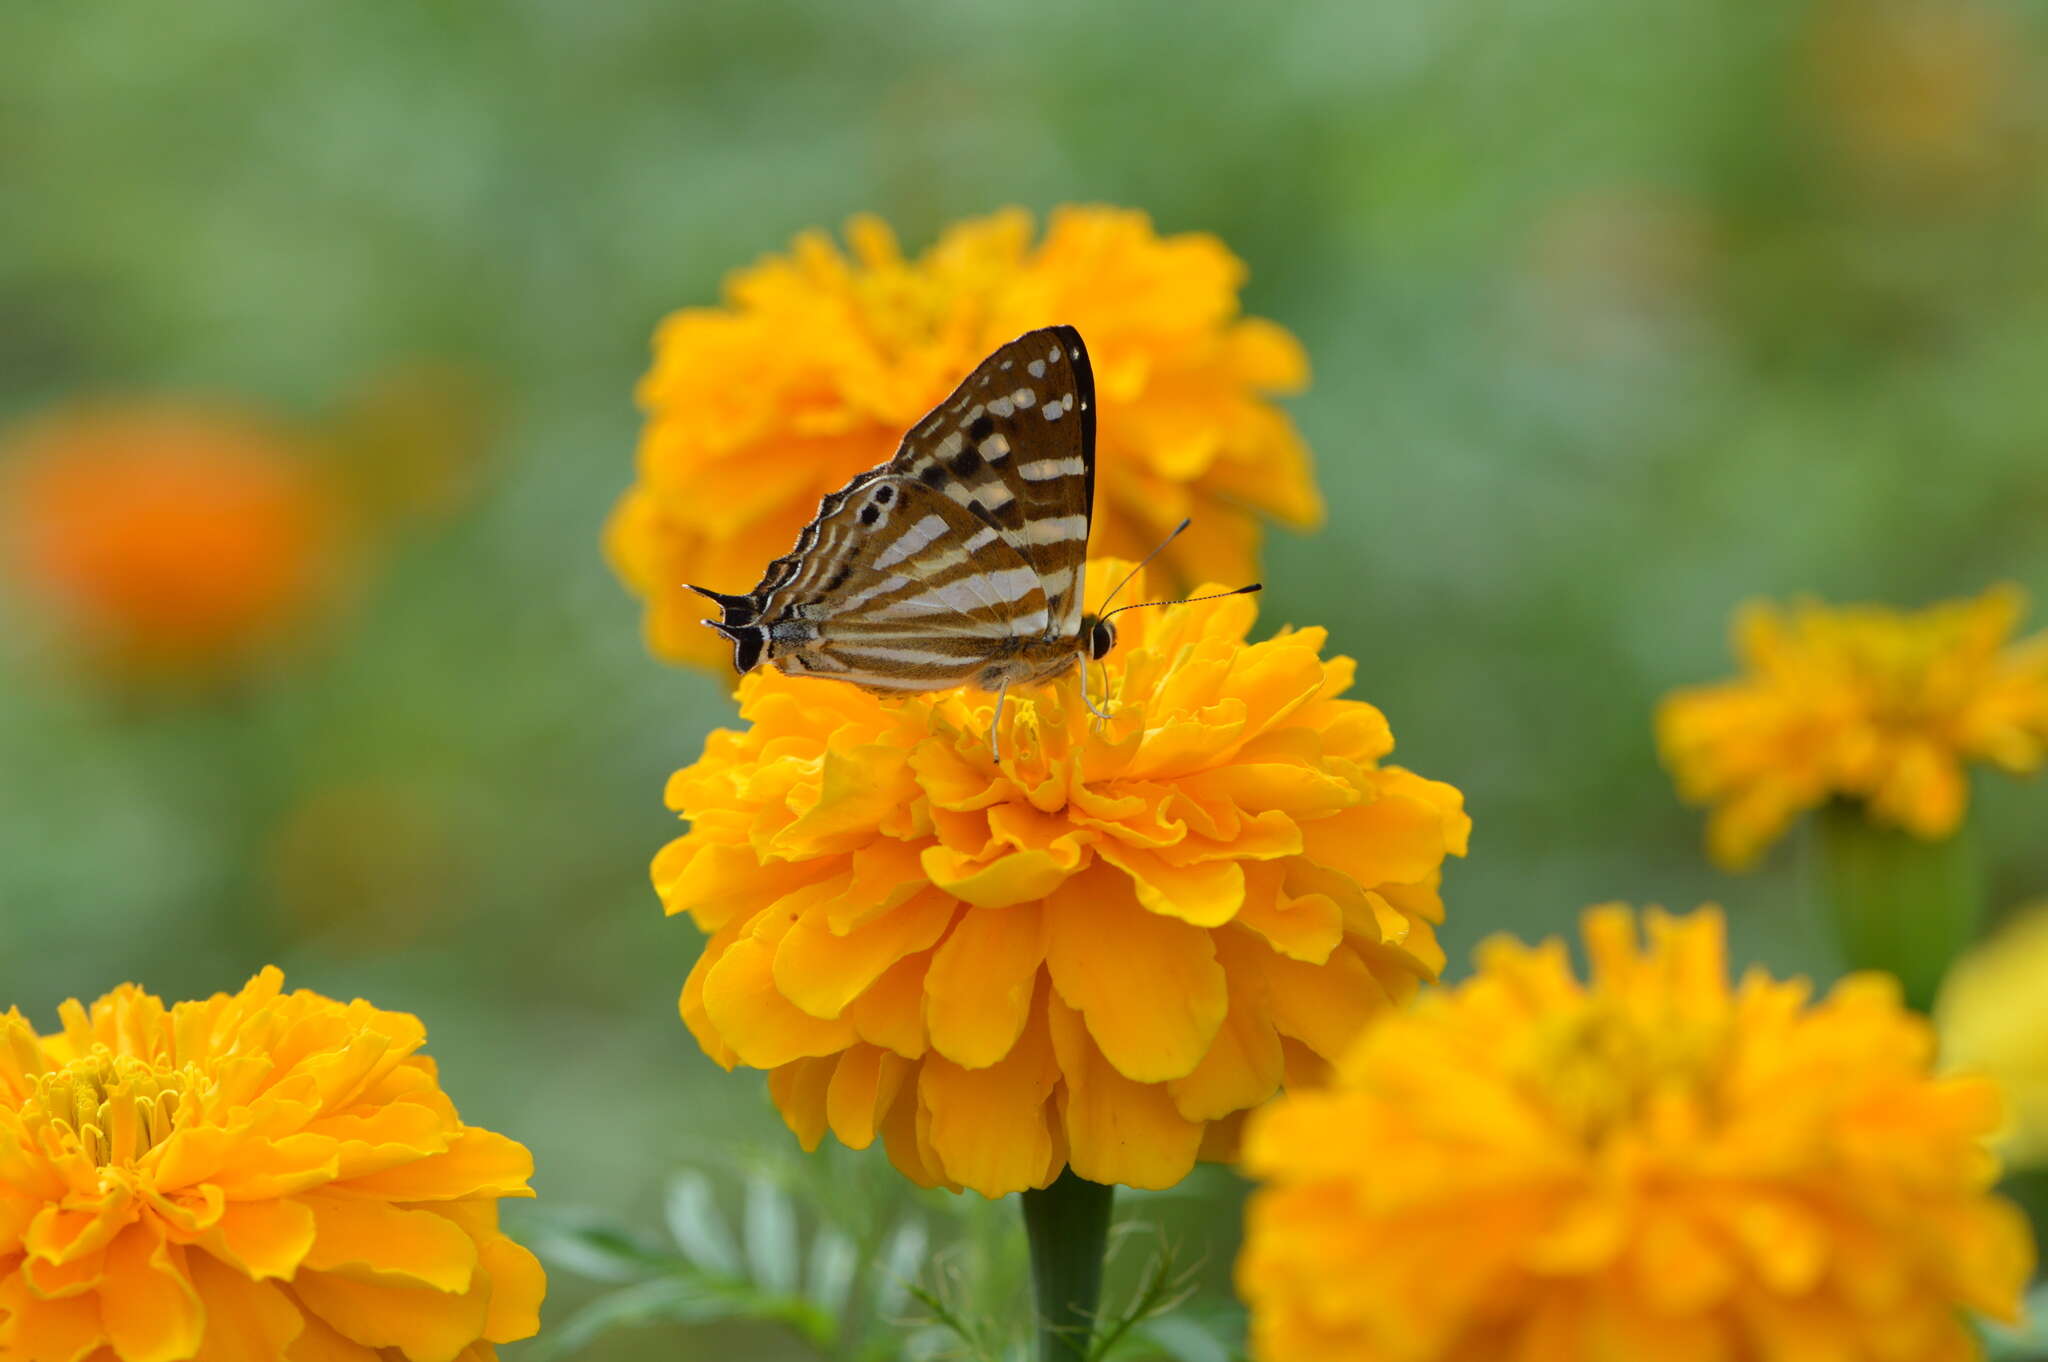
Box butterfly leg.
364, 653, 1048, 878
989, 682, 1009, 765
1077, 654, 1114, 721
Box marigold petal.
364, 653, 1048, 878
1299, 792, 1451, 889
0, 1271, 103, 1362
1045, 872, 1227, 1083
101, 1224, 203, 1362
292, 1267, 490, 1362
702, 925, 859, 1068
199, 1197, 316, 1281
188, 1255, 301, 1362
922, 1001, 1060, 1197
478, 1234, 546, 1344
334, 1129, 533, 1203
1045, 997, 1204, 1189
823, 1045, 909, 1149
925, 905, 1045, 1069
1260, 942, 1392, 1063
774, 888, 957, 1020
299, 1195, 478, 1293
1166, 928, 1284, 1121
918, 845, 1074, 909
840, 950, 931, 1059
1094, 843, 1244, 927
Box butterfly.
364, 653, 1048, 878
689, 325, 1256, 754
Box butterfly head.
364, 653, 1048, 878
1081, 614, 1117, 661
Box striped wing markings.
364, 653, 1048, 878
756, 473, 1049, 686
884, 325, 1096, 643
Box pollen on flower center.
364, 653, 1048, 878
22, 1049, 194, 1167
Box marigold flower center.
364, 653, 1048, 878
1528, 1005, 1719, 1143
22, 1049, 195, 1167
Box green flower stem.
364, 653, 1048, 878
1810, 799, 1984, 1014
1021, 1169, 1114, 1362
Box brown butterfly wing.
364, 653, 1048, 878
689, 326, 1096, 689
884, 325, 1095, 641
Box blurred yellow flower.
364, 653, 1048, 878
1940, 900, 2048, 1169
0, 969, 544, 1362
654, 561, 1467, 1196
607, 206, 1321, 670
1, 404, 342, 679
1657, 585, 2048, 868
1238, 905, 2034, 1362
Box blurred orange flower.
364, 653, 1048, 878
654, 561, 1466, 1196
1238, 905, 2034, 1362
1657, 585, 2048, 868
607, 206, 1322, 671
0, 968, 544, 1362
2, 404, 341, 678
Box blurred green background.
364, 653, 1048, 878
5, 2, 2047, 1357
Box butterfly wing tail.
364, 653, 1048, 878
688, 584, 768, 673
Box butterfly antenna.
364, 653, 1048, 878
1102, 582, 1262, 623
1097, 518, 1193, 616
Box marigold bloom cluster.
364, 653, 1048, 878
607, 206, 1322, 670
1940, 899, 2048, 1168
0, 969, 544, 1362
655, 563, 1467, 1197
1657, 585, 2048, 867
1238, 905, 2034, 1362
1, 404, 338, 677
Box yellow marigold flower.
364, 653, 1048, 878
1940, 900, 2048, 1168
607, 206, 1321, 670
1, 403, 342, 678
1238, 905, 2035, 1362
1657, 585, 2048, 868
654, 561, 1467, 1197
0, 969, 544, 1362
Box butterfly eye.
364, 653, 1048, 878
1088, 618, 1117, 660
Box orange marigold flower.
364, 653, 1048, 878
1940, 899, 2048, 1169
1657, 585, 2048, 869
1, 404, 340, 678
607, 206, 1321, 670
1238, 905, 2036, 1362
654, 561, 1467, 1196
0, 969, 544, 1362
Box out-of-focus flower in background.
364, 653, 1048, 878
1, 404, 344, 682
266, 778, 472, 955
0, 968, 545, 1362
607, 206, 1322, 671
1657, 585, 2048, 870
1807, 0, 2031, 204
1237, 905, 2035, 1362
1941, 899, 2048, 1171
652, 562, 1466, 1196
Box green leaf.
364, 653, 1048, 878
521, 1213, 677, 1284
665, 1170, 742, 1277
1134, 1315, 1238, 1362
744, 1171, 801, 1296
873, 1217, 930, 1320
529, 1277, 737, 1360
808, 1224, 858, 1318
